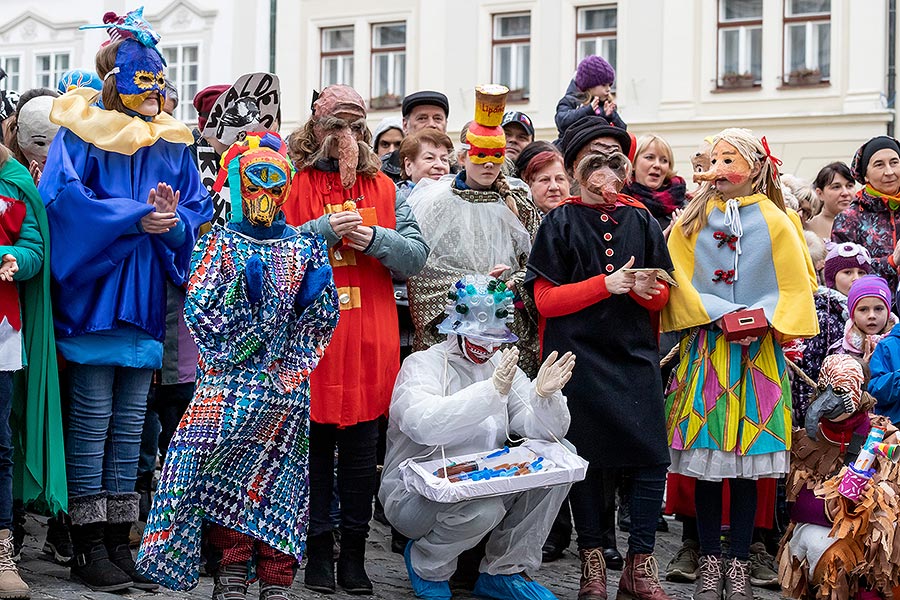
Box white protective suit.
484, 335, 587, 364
379, 337, 571, 581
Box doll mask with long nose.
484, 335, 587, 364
693, 140, 752, 185
576, 150, 631, 204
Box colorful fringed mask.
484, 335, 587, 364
214, 132, 292, 227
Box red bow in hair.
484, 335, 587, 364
760, 136, 783, 176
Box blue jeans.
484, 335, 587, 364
65, 364, 153, 498
0, 371, 13, 530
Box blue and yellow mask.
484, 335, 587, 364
109, 39, 166, 112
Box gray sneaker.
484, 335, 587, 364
747, 542, 778, 589
693, 555, 723, 600
666, 539, 700, 582
723, 558, 754, 600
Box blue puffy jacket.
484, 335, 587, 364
868, 322, 900, 424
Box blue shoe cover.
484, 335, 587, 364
404, 541, 452, 600
473, 572, 558, 600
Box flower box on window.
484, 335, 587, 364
785, 68, 823, 86
369, 93, 402, 110
719, 72, 756, 89
507, 88, 529, 102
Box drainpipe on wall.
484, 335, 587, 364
889, 0, 897, 136
269, 0, 277, 73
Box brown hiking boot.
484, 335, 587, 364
0, 530, 29, 599
579, 548, 608, 600
694, 555, 724, 600
723, 558, 754, 600
616, 552, 671, 600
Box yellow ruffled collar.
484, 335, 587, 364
50, 88, 194, 156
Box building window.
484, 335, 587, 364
492, 13, 531, 101
717, 0, 762, 89
321, 26, 354, 89
0, 57, 21, 91
783, 0, 830, 85
162, 45, 199, 122
576, 6, 617, 75
34, 52, 70, 89
370, 22, 406, 110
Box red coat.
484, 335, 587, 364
283, 169, 399, 426
665, 472, 775, 529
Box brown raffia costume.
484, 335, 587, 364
778, 355, 900, 600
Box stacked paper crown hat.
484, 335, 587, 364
466, 84, 509, 164
437, 274, 518, 344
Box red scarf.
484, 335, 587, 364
818, 411, 869, 453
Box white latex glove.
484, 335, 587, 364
492, 347, 520, 396
535, 351, 576, 398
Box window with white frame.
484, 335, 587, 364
0, 57, 21, 92
717, 0, 762, 88
576, 6, 617, 76
34, 52, 70, 89
492, 13, 531, 100
162, 45, 199, 122
370, 22, 406, 109
783, 0, 830, 84
321, 26, 354, 89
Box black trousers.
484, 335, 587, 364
570, 464, 667, 554
307, 419, 379, 537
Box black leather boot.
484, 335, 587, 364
303, 531, 336, 594
336, 531, 372, 595
71, 523, 132, 592
105, 493, 158, 590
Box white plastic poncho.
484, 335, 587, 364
406, 175, 533, 351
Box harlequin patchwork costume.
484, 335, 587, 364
136, 133, 339, 595
662, 128, 818, 600
407, 85, 542, 376
281, 84, 428, 594
778, 355, 900, 600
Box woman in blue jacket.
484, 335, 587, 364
38, 9, 211, 593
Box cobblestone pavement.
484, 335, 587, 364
18, 513, 783, 600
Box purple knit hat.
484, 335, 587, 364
575, 55, 615, 91
823, 242, 873, 288
848, 274, 891, 316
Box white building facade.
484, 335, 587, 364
0, 0, 896, 179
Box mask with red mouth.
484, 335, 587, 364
311, 85, 368, 189
458, 336, 501, 364
576, 150, 631, 204
693, 140, 753, 186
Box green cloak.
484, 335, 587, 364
3, 157, 66, 515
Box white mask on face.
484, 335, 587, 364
458, 336, 500, 364
17, 96, 59, 167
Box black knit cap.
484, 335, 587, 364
402, 90, 449, 118
514, 140, 558, 177
561, 116, 631, 170
851, 135, 900, 185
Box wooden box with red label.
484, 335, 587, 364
721, 308, 768, 342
